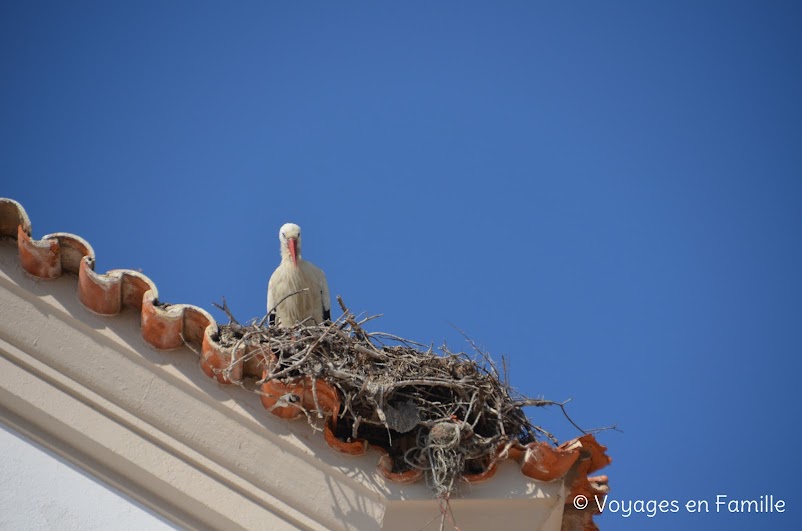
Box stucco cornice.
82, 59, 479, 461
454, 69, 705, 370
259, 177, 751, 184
0, 197, 611, 530
0, 241, 570, 530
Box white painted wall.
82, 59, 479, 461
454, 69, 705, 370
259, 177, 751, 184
0, 424, 175, 530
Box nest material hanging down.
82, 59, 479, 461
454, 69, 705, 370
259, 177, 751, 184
215, 303, 553, 498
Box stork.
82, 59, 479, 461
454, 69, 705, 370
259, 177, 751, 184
267, 223, 331, 328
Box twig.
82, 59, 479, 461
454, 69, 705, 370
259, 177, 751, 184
212, 296, 240, 326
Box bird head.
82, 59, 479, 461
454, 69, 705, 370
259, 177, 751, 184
279, 223, 302, 266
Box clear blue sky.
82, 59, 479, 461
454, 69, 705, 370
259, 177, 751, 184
2, 2, 800, 529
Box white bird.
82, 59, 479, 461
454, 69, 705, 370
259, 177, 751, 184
267, 223, 331, 328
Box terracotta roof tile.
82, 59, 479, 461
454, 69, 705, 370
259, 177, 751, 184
0, 197, 612, 529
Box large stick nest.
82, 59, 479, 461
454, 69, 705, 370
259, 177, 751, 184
214, 297, 568, 498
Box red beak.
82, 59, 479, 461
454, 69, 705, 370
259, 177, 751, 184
288, 238, 298, 266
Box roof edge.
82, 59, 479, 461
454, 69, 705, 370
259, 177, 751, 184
0, 197, 611, 529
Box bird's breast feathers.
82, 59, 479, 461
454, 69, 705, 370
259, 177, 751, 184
268, 260, 329, 326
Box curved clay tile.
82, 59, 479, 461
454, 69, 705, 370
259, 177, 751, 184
45, 232, 94, 273
142, 290, 185, 350
18, 226, 61, 279
323, 421, 369, 456
0, 197, 612, 528
259, 374, 340, 422
201, 326, 237, 384
560, 434, 612, 474
0, 198, 31, 238
520, 441, 581, 482
375, 447, 425, 484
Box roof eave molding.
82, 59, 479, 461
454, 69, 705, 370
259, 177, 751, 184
0, 242, 565, 531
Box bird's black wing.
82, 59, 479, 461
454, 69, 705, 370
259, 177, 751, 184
322, 294, 331, 323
